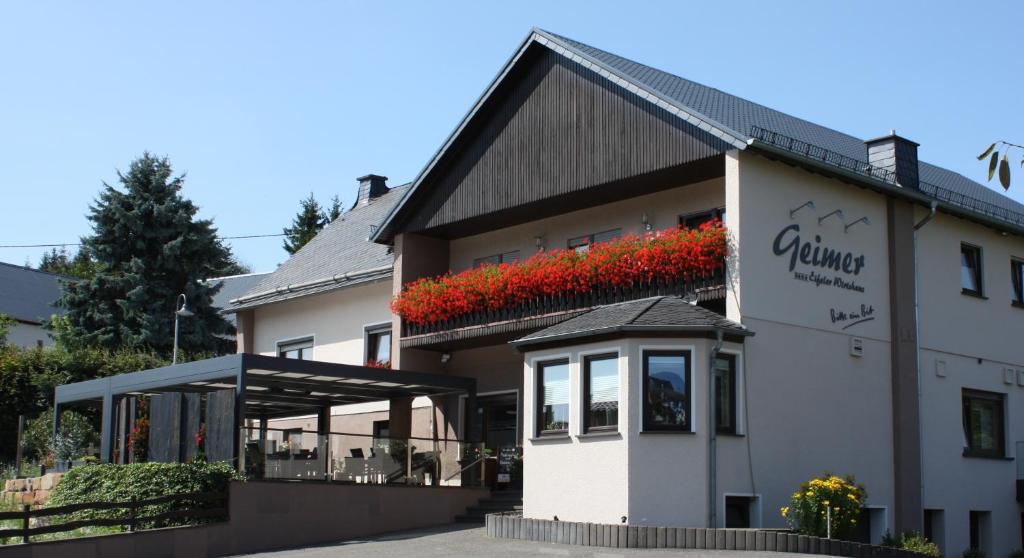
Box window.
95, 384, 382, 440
365, 326, 391, 367
567, 229, 621, 253
473, 251, 520, 268
962, 389, 1005, 458
1011, 259, 1023, 306
278, 338, 313, 360
583, 353, 618, 432
283, 428, 302, 453
961, 243, 984, 296
725, 496, 760, 528
642, 350, 691, 431
714, 353, 737, 434
680, 208, 725, 230
536, 359, 569, 436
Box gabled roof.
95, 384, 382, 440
207, 272, 270, 312
228, 185, 408, 312
512, 296, 750, 349
373, 28, 1024, 243
0, 261, 66, 324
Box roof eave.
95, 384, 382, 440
511, 323, 752, 351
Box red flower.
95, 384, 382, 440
392, 222, 727, 326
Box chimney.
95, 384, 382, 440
865, 131, 919, 189
356, 174, 389, 206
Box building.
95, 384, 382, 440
205, 271, 270, 350
221, 29, 1023, 555
0, 261, 65, 348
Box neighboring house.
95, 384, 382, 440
230, 30, 1024, 556
227, 175, 422, 437
205, 271, 270, 348
0, 261, 65, 348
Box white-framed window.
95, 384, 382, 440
583, 352, 619, 432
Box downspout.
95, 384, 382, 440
708, 328, 725, 528
912, 200, 937, 521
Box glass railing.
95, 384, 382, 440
242, 426, 486, 487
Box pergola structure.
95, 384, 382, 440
54, 353, 477, 470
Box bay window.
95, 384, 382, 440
536, 359, 570, 436
583, 353, 618, 432
642, 350, 691, 431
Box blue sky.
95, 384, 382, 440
2, 1, 1022, 273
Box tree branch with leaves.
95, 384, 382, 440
978, 141, 1023, 189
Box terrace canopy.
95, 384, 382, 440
53, 353, 477, 469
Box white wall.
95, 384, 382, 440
251, 280, 393, 364
5, 321, 52, 348
449, 178, 724, 272
917, 212, 1024, 557
727, 151, 896, 537
522, 341, 630, 524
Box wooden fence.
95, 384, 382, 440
0, 491, 228, 544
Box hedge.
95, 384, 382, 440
46, 462, 242, 528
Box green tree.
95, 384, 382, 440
0, 314, 13, 346
282, 192, 331, 254
39, 246, 98, 279
58, 153, 243, 355
325, 195, 343, 223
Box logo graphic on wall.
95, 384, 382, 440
771, 220, 875, 330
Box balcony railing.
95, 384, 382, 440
401, 269, 725, 338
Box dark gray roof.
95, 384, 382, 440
229, 185, 408, 311
540, 29, 1024, 219
374, 29, 1024, 242
207, 273, 270, 312
512, 296, 750, 348
0, 262, 66, 324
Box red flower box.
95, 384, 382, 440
393, 221, 726, 327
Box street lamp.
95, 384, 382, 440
172, 293, 194, 365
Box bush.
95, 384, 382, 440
22, 408, 98, 465
47, 462, 242, 529
0, 344, 167, 461
780, 472, 866, 539
892, 532, 940, 558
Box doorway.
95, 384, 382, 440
465, 392, 520, 487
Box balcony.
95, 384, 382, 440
395, 224, 728, 348
400, 273, 725, 348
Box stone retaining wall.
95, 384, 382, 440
1, 474, 63, 506
485, 513, 926, 557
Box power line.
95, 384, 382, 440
0, 233, 287, 249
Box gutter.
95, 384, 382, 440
228, 265, 393, 307
510, 323, 753, 351
708, 329, 725, 529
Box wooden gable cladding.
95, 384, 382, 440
397, 45, 730, 239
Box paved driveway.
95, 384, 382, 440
233, 525, 818, 557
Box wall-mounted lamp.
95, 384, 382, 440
844, 216, 870, 232
789, 200, 815, 219
440, 353, 451, 364
641, 212, 652, 232
534, 236, 545, 252
818, 209, 844, 225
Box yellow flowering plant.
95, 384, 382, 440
781, 472, 866, 539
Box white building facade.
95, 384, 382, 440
230, 29, 1024, 557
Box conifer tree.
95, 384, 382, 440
325, 195, 342, 224
39, 246, 98, 279
58, 153, 242, 355
282, 193, 325, 255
